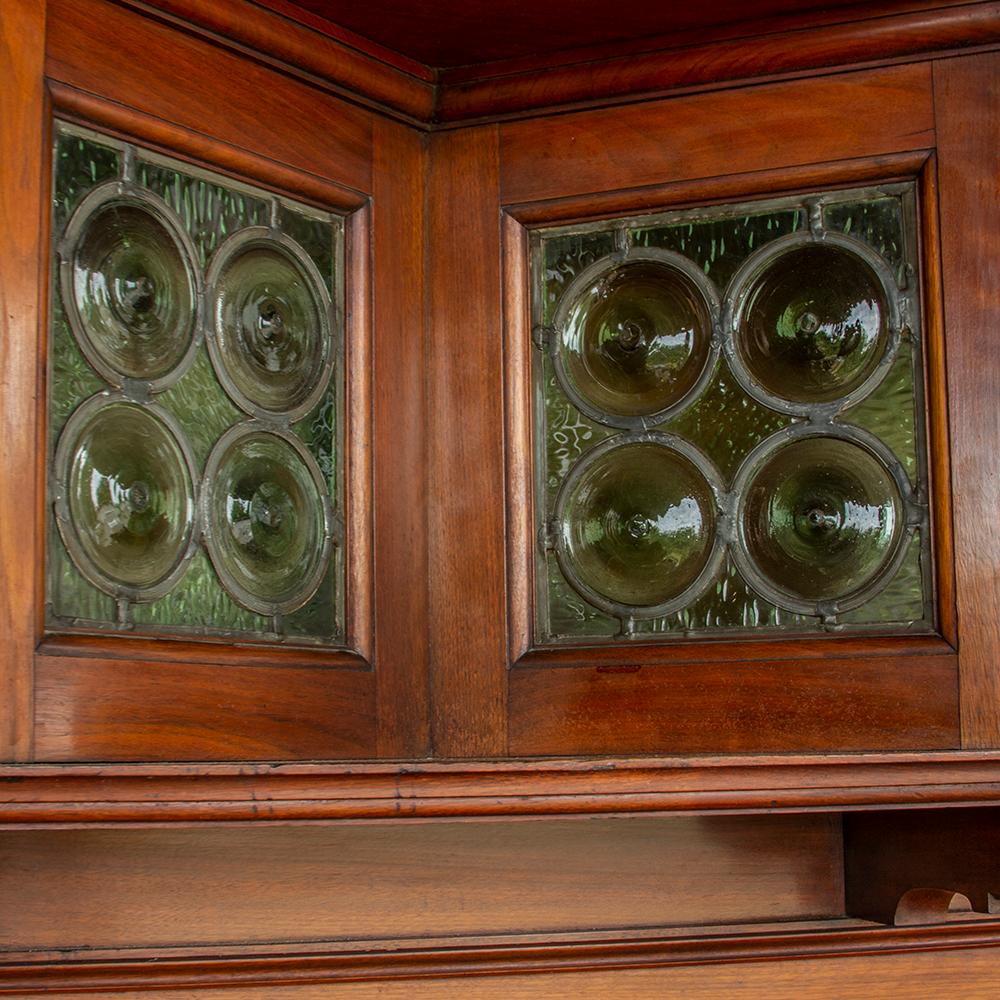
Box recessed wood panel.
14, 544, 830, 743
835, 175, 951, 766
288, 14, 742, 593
33, 655, 375, 761
0, 814, 842, 951
510, 655, 959, 755
500, 64, 934, 205
46, 0, 373, 195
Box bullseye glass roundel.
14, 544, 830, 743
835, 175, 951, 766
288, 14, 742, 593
63, 190, 199, 386
558, 258, 714, 423
56, 397, 196, 598
202, 425, 331, 615
208, 232, 332, 420
733, 243, 891, 406
740, 435, 905, 608
557, 438, 718, 612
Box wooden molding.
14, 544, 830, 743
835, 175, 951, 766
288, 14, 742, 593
439, 1, 1000, 123
3, 918, 1000, 992
4, 752, 1000, 825
85, 2, 1000, 128
115, 0, 436, 124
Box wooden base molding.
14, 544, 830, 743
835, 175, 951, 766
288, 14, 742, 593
4, 919, 1000, 994
4, 753, 1000, 825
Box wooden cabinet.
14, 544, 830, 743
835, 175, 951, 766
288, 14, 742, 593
2, 0, 1000, 995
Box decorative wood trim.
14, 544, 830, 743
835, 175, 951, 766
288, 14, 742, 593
0, 0, 46, 761
4, 752, 1000, 825
3, 917, 1000, 992
439, 2, 1000, 124
117, 0, 436, 124
918, 153, 959, 649
344, 203, 375, 664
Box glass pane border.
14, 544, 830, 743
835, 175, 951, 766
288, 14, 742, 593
43, 118, 370, 659
503, 160, 956, 660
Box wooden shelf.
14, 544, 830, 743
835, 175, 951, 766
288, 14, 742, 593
4, 751, 1000, 826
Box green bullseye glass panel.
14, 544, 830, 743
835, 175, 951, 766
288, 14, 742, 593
533, 183, 933, 644
47, 122, 345, 647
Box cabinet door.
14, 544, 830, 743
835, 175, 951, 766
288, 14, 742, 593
428, 63, 969, 756
0, 0, 429, 761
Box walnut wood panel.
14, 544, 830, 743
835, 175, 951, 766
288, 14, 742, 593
31, 655, 375, 761
934, 53, 1000, 748
46, 0, 373, 196
0, 814, 842, 951
510, 655, 958, 755
6, 752, 1000, 824
0, 0, 45, 760
845, 806, 1000, 924
499, 64, 935, 204
440, 3, 1000, 123
121, 0, 435, 123
371, 119, 430, 756
426, 126, 507, 757
14, 940, 1000, 998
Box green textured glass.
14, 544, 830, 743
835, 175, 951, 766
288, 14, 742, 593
48, 124, 344, 646
203, 427, 330, 615
736, 244, 890, 405
558, 440, 717, 610
560, 260, 714, 420
65, 197, 198, 384
741, 436, 904, 605
209, 235, 332, 418
56, 399, 195, 597
535, 184, 931, 642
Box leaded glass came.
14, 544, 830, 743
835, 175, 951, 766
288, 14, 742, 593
532, 183, 933, 642
47, 122, 345, 645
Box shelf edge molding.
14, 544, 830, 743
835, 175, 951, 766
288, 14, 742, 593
4, 752, 1000, 825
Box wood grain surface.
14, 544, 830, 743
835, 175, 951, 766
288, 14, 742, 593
500, 64, 934, 204
425, 126, 507, 756
934, 52, 1000, 747
0, 814, 842, 951
0, 0, 45, 761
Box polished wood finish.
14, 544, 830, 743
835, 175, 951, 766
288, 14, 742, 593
22, 919, 1000, 995
511, 656, 958, 755
32, 656, 374, 761
426, 127, 507, 757
501, 72, 957, 756
0, 0, 45, 761
934, 52, 1000, 748
47, 0, 372, 193
845, 806, 1000, 923
7, 753, 1000, 825
281, 0, 895, 68
440, 2, 1000, 122
119, 0, 435, 124
893, 888, 994, 925
372, 119, 431, 757
35, 944, 1000, 998
0, 815, 842, 949
500, 64, 934, 204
